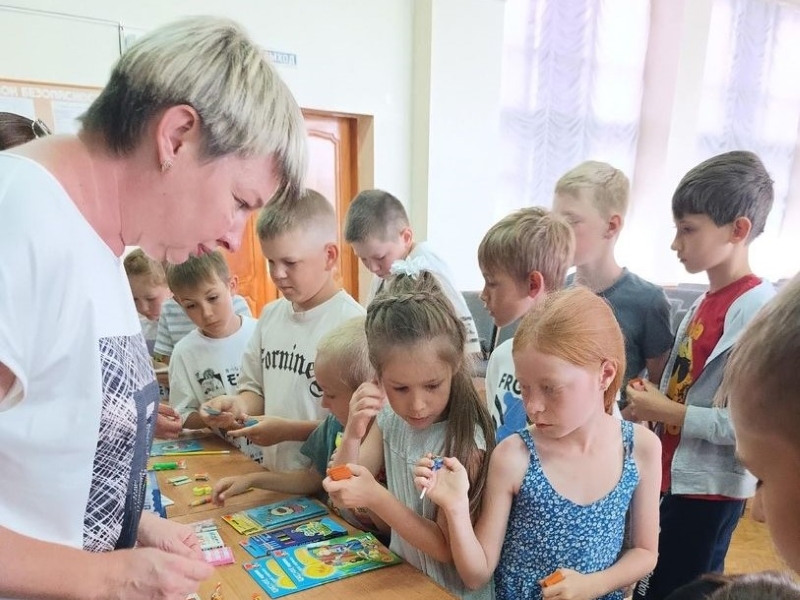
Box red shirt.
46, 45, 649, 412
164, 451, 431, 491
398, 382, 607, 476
660, 274, 761, 495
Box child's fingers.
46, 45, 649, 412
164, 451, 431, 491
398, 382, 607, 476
442, 456, 461, 470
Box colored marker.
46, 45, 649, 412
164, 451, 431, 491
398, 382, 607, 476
189, 496, 212, 507
150, 460, 187, 471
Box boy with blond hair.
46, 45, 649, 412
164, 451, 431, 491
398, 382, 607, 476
203, 190, 365, 471
622, 151, 776, 599
478, 207, 575, 440
554, 161, 673, 397
344, 188, 481, 354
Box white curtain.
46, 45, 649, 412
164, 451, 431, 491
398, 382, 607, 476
499, 0, 800, 283
497, 0, 650, 216
694, 0, 800, 281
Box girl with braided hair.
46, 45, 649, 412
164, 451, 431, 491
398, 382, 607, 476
324, 265, 496, 599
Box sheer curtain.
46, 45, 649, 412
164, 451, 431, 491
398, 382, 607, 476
694, 0, 800, 281
499, 0, 800, 283
496, 0, 650, 218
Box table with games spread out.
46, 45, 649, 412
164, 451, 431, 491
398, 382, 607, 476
150, 433, 457, 600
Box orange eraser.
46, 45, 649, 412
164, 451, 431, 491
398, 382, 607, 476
541, 570, 564, 588
327, 465, 354, 481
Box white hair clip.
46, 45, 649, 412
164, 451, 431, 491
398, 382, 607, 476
389, 255, 430, 279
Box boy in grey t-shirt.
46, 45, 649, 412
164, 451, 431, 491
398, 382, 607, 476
555, 161, 673, 402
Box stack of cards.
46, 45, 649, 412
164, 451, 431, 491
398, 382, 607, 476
192, 519, 236, 566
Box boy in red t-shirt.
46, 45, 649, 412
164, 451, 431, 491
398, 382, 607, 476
622, 151, 776, 600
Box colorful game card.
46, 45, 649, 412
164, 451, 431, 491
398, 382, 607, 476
151, 439, 204, 456
240, 517, 348, 558
222, 497, 327, 535
243, 532, 401, 598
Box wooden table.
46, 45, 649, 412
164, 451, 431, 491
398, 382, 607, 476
151, 433, 457, 600
151, 435, 279, 518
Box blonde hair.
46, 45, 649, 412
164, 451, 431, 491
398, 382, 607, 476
316, 317, 374, 392
123, 248, 166, 286
165, 250, 231, 295
367, 271, 496, 520
256, 188, 336, 242
555, 160, 630, 218
478, 207, 575, 290
721, 274, 800, 438
81, 16, 307, 201
513, 286, 625, 413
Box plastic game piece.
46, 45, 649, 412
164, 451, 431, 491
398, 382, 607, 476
327, 464, 354, 481
541, 570, 564, 588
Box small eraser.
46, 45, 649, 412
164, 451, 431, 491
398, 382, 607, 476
194, 472, 209, 481
327, 465, 354, 481
192, 485, 213, 496
541, 570, 564, 588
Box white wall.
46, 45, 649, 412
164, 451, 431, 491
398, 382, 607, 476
1, 0, 507, 291
413, 0, 505, 291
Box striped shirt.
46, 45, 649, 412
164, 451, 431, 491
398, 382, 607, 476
153, 295, 251, 358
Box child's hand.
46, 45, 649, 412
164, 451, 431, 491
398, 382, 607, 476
541, 568, 595, 600
622, 379, 678, 424
228, 416, 292, 446
212, 475, 251, 506
323, 463, 378, 510
344, 382, 386, 441
199, 395, 245, 429
154, 403, 182, 439
413, 455, 469, 509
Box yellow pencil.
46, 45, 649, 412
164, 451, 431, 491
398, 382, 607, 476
159, 450, 231, 456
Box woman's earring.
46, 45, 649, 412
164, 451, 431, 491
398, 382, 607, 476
160, 160, 173, 173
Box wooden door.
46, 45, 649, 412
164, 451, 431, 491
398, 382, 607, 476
225, 111, 360, 316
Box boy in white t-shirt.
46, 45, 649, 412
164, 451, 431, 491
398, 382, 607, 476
344, 189, 480, 354
202, 190, 365, 471
479, 207, 575, 441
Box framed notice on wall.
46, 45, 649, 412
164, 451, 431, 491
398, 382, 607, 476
0, 78, 101, 134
